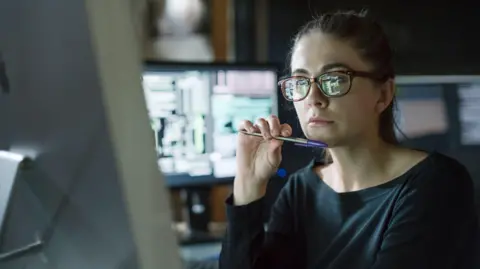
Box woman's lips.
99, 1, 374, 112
308, 117, 333, 126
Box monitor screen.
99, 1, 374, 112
142, 64, 278, 186
395, 75, 480, 149
457, 83, 480, 146
395, 84, 449, 140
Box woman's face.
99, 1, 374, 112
291, 32, 391, 147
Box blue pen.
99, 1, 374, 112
239, 131, 328, 148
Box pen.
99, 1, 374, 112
239, 130, 328, 148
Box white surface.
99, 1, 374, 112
85, 1, 181, 268
0, 151, 24, 233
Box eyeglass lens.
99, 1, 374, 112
282, 71, 351, 101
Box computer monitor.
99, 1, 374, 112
395, 75, 480, 151
142, 62, 279, 187
0, 1, 181, 269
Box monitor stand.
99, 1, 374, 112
178, 187, 221, 245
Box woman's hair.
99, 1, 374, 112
290, 10, 399, 159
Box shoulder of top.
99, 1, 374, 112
408, 152, 472, 190
395, 152, 475, 211
427, 152, 470, 177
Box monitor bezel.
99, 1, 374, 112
396, 75, 480, 84
144, 60, 283, 72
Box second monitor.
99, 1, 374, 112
142, 62, 279, 187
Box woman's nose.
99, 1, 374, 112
304, 81, 328, 108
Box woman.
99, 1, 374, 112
219, 10, 478, 269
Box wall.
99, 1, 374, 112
268, 0, 480, 74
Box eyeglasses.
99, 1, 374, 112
278, 70, 385, 102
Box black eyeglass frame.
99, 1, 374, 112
278, 70, 388, 102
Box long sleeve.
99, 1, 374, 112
219, 180, 304, 269
371, 162, 478, 269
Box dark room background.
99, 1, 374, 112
239, 0, 480, 214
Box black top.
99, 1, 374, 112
219, 152, 478, 269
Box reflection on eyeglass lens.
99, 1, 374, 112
284, 78, 309, 100
282, 72, 350, 101
321, 73, 349, 96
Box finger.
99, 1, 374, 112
268, 135, 284, 154
255, 118, 271, 139
267, 115, 281, 137
269, 139, 284, 155
237, 120, 256, 133
280, 123, 293, 137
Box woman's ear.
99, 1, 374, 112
376, 79, 395, 113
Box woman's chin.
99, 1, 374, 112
306, 130, 334, 142
308, 133, 345, 148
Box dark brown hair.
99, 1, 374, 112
290, 10, 399, 160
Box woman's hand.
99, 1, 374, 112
233, 115, 292, 205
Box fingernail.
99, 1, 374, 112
282, 130, 290, 136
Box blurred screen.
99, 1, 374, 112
395, 84, 449, 140
142, 68, 277, 184
457, 83, 480, 145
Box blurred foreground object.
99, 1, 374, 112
0, 0, 182, 268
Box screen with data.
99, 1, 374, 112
142, 65, 278, 186
457, 83, 480, 146
395, 84, 449, 140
